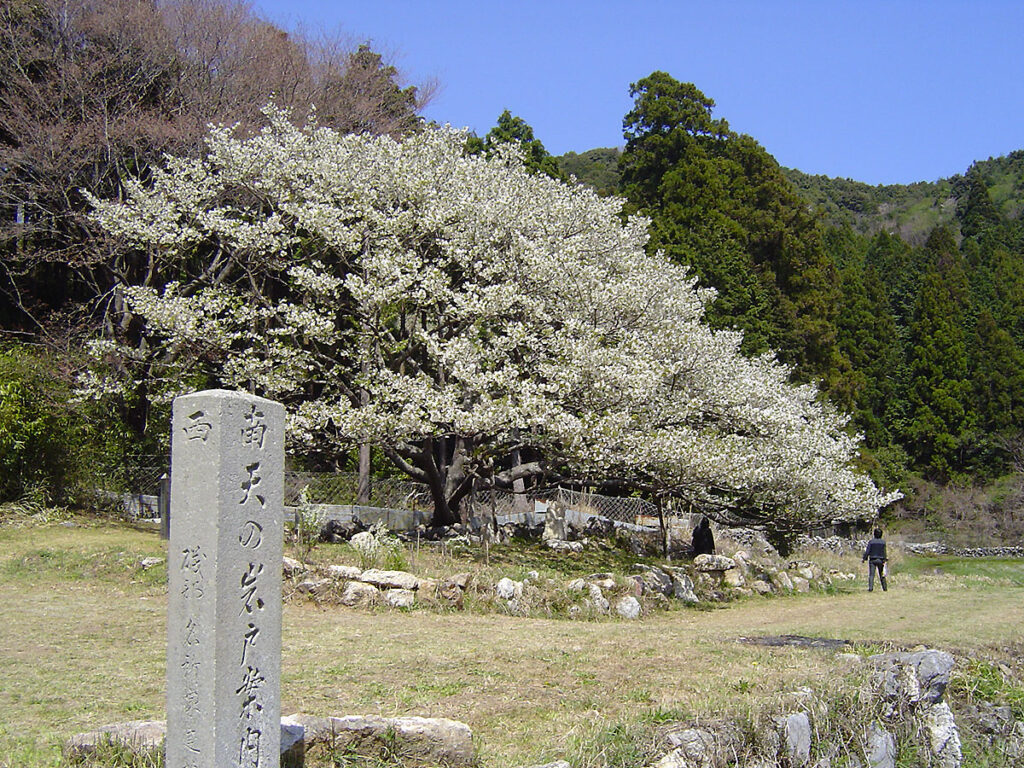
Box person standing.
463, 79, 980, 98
692, 516, 715, 556
863, 528, 888, 592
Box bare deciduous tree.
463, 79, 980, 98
0, 0, 433, 338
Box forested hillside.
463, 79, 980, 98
552, 74, 1024, 537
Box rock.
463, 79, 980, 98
440, 573, 472, 603
64, 720, 166, 760
384, 588, 415, 608
796, 566, 815, 582
567, 578, 587, 592
791, 576, 810, 593
326, 564, 362, 580
543, 501, 568, 541
296, 578, 332, 595
139, 556, 163, 570
663, 567, 699, 603
961, 703, 1013, 734
923, 702, 962, 768
546, 539, 583, 553
280, 722, 305, 768
340, 581, 379, 606
694, 554, 736, 572
282, 712, 333, 744
282, 555, 305, 577
320, 517, 364, 542
525, 570, 540, 582
588, 583, 610, 612
324, 715, 475, 766
636, 566, 674, 596
616, 596, 642, 619
783, 712, 812, 767
750, 579, 773, 595
865, 723, 896, 768
65, 720, 304, 765
587, 574, 618, 590
771, 570, 794, 591
496, 577, 523, 600
416, 577, 438, 595
723, 569, 746, 588
660, 723, 743, 768
359, 569, 421, 591
871, 649, 955, 705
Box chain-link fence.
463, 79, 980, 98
117, 465, 700, 529
283, 472, 433, 512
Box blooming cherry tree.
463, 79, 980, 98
84, 108, 899, 526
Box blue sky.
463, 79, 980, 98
252, 1, 1024, 186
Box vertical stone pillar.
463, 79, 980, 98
167, 390, 284, 768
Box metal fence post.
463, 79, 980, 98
158, 473, 170, 539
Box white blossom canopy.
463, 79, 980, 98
84, 107, 900, 526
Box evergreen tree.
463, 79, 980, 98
835, 260, 900, 447
904, 228, 974, 480
467, 110, 564, 180
619, 72, 845, 385
968, 311, 1024, 474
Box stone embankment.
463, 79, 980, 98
798, 535, 1024, 559
66, 648, 1024, 768
902, 542, 1024, 558
280, 547, 854, 617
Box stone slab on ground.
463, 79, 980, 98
65, 720, 304, 766
288, 714, 475, 766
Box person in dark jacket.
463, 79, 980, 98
692, 516, 715, 556
862, 528, 888, 592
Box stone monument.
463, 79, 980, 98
167, 389, 285, 768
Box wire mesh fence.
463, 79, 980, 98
283, 472, 433, 512
116, 466, 700, 529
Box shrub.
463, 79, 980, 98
0, 344, 79, 504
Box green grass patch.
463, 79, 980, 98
898, 555, 1024, 586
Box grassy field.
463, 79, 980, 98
1, 515, 1022, 767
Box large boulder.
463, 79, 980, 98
923, 702, 962, 768
635, 565, 674, 596
496, 577, 523, 600
64, 721, 166, 760
663, 566, 699, 603
340, 581, 380, 607
384, 588, 416, 608
542, 501, 568, 541
865, 723, 896, 768
326, 564, 362, 580
321, 715, 475, 766
615, 596, 642, 619
694, 554, 736, 572
781, 712, 812, 767
871, 649, 955, 706
66, 720, 304, 766
359, 569, 421, 591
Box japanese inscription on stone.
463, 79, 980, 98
167, 390, 284, 768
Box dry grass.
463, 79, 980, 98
1, 518, 1022, 767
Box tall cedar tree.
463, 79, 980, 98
619, 72, 847, 386
466, 110, 565, 180
905, 227, 974, 480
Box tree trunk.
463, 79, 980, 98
357, 442, 371, 505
